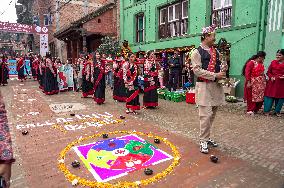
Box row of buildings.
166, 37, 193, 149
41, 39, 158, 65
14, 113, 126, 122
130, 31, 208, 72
16, 0, 284, 97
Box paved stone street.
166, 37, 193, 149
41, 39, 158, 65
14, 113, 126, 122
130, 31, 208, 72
2, 80, 284, 188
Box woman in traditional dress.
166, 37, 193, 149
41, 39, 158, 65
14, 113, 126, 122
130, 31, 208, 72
16, 55, 26, 82
82, 56, 94, 98
243, 51, 266, 115
264, 49, 284, 117
113, 55, 127, 102
32, 55, 40, 80
143, 51, 159, 108
0, 55, 9, 86
43, 53, 59, 95
38, 56, 45, 90
123, 53, 140, 114
93, 52, 106, 105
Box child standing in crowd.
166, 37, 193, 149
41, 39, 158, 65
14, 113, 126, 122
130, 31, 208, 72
76, 58, 84, 92
105, 54, 114, 89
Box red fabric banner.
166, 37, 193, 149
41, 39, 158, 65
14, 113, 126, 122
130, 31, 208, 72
0, 22, 48, 34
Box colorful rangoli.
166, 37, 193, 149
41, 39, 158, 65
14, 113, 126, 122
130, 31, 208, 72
73, 134, 173, 182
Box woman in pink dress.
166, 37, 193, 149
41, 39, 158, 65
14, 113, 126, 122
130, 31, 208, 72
243, 51, 266, 115
264, 49, 284, 117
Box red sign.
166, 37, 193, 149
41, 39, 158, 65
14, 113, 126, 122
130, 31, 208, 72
0, 22, 48, 34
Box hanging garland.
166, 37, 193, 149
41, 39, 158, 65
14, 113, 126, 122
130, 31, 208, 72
58, 130, 181, 187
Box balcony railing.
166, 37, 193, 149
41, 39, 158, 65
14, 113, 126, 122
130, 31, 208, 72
212, 7, 232, 28
159, 18, 188, 39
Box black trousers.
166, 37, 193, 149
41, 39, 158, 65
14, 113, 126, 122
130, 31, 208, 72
167, 70, 179, 91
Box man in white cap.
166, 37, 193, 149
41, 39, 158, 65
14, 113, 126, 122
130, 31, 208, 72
191, 25, 227, 154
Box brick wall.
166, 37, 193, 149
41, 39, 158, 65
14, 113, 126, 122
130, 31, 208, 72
83, 10, 116, 36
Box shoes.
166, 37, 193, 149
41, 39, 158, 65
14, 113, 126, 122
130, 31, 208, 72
247, 111, 254, 116
200, 141, 209, 154
207, 138, 218, 147
276, 113, 282, 117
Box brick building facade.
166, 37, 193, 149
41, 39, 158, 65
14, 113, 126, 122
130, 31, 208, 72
32, 0, 119, 62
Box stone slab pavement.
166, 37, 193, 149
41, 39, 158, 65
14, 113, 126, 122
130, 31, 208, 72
1, 80, 283, 188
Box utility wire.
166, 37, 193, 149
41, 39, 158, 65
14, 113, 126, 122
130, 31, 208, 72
0, 0, 13, 16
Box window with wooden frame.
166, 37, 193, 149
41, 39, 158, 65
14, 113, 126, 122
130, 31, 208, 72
159, 0, 188, 39
211, 0, 233, 28
136, 13, 145, 43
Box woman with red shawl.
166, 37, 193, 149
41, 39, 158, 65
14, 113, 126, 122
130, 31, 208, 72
93, 52, 106, 105
43, 53, 59, 95
81, 56, 94, 98
243, 51, 266, 115
264, 49, 284, 117
31, 55, 40, 80
16, 55, 26, 82
123, 53, 140, 114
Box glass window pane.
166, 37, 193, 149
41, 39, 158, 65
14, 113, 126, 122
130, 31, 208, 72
175, 3, 181, 20
213, 0, 222, 10
160, 9, 167, 24
139, 31, 143, 42
182, 1, 188, 17
168, 6, 173, 21
138, 16, 144, 30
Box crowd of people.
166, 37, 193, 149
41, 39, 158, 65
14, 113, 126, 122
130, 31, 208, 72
243, 49, 284, 117
15, 50, 168, 114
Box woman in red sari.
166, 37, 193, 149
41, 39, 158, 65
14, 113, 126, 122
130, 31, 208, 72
243, 51, 266, 115
82, 56, 94, 98
264, 49, 284, 117
16, 55, 26, 82
113, 55, 127, 102
0, 55, 9, 86
32, 55, 40, 80
93, 52, 106, 105
123, 53, 140, 114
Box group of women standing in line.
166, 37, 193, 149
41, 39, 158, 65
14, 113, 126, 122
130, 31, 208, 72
81, 51, 160, 114
243, 49, 284, 117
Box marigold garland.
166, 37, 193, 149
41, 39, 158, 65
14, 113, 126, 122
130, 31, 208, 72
58, 131, 181, 187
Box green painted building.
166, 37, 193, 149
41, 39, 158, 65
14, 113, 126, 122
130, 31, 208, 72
120, 0, 284, 97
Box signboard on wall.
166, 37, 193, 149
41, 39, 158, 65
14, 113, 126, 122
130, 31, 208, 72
40, 34, 49, 57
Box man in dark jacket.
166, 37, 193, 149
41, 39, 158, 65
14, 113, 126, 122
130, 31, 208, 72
167, 51, 181, 91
